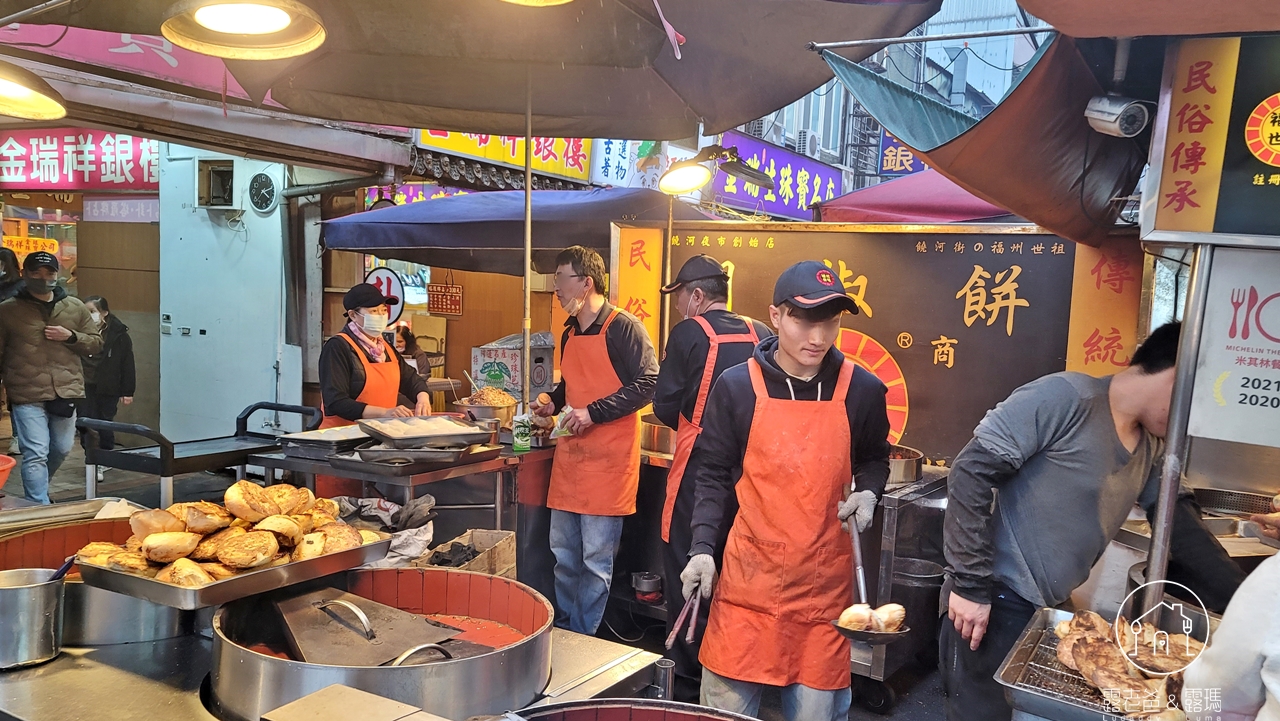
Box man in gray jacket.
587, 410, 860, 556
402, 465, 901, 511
940, 321, 1244, 720
0, 252, 102, 504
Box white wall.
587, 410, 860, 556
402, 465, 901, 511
159, 144, 301, 442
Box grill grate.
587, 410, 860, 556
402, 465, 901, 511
1013, 630, 1127, 720
1194, 488, 1274, 517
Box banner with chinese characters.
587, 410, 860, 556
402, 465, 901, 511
655, 225, 1076, 459
363, 182, 468, 209
1188, 248, 1280, 449
878, 129, 929, 177
612, 227, 663, 345
416, 130, 591, 183
0, 129, 159, 191
589, 140, 667, 189
710, 130, 842, 221
1065, 238, 1144, 375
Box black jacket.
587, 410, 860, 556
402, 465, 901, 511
688, 336, 891, 558
547, 302, 659, 424
319, 327, 429, 421
84, 315, 135, 397
652, 310, 773, 430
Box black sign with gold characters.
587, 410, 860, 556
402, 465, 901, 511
668, 229, 1076, 460
1214, 35, 1280, 236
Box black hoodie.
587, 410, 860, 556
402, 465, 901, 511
687, 335, 891, 558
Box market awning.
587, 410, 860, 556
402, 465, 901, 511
1018, 0, 1280, 37
823, 34, 1145, 247
321, 187, 709, 276
813, 170, 1013, 223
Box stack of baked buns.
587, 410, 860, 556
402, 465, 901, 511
76, 481, 380, 588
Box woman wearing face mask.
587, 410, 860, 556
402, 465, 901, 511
392, 324, 432, 379
0, 248, 21, 300
76, 296, 135, 470
316, 283, 431, 497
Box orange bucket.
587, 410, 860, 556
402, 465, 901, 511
0, 454, 16, 486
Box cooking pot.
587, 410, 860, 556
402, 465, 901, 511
63, 579, 191, 646
0, 568, 63, 668
640, 414, 674, 454
887, 445, 924, 487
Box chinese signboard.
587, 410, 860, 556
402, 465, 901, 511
417, 130, 592, 183
1065, 238, 1144, 374
2, 236, 58, 258
83, 196, 160, 223
879, 130, 929, 177
640, 225, 1077, 459
1188, 248, 1280, 449
589, 139, 667, 189
612, 227, 663, 345
0, 128, 159, 192
363, 182, 468, 209
710, 130, 843, 221
426, 283, 463, 316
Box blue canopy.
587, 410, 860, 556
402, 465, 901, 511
322, 187, 709, 276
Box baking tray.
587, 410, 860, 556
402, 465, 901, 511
77, 533, 392, 610
355, 441, 470, 464
281, 436, 368, 460
326, 444, 504, 477
0, 498, 147, 538
357, 416, 496, 449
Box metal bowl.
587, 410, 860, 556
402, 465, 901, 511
640, 414, 674, 454
452, 401, 517, 430
887, 445, 924, 487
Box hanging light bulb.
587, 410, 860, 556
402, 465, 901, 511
162, 0, 326, 60
0, 61, 66, 120
499, 0, 575, 6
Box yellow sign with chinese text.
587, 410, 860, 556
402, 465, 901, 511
2, 236, 58, 259
614, 227, 662, 347
416, 130, 592, 182
1065, 238, 1143, 375
1153, 37, 1239, 232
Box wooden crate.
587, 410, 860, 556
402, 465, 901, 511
413, 529, 516, 579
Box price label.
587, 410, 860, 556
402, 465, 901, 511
363, 267, 405, 323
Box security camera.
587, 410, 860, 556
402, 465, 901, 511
1085, 95, 1150, 138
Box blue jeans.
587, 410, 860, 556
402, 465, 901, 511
701, 668, 852, 721
549, 509, 625, 635
11, 403, 77, 505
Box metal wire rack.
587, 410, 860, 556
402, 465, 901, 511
1013, 630, 1127, 721
1194, 488, 1274, 517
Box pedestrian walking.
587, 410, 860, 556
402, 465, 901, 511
77, 296, 136, 481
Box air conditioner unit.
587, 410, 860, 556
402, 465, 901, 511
765, 123, 785, 146
744, 119, 766, 138
797, 130, 821, 158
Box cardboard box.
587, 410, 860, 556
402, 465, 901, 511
414, 529, 516, 579
470, 332, 554, 401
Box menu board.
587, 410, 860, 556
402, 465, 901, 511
1188, 248, 1280, 448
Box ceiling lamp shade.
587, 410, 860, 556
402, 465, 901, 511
0, 61, 66, 120
719, 158, 776, 190
161, 0, 326, 60
498, 0, 576, 6
659, 159, 714, 195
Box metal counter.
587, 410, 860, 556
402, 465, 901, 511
0, 629, 657, 721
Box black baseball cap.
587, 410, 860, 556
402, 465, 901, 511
772, 260, 859, 314
343, 283, 399, 311
660, 254, 729, 294
22, 251, 58, 272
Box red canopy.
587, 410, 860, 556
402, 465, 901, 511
815, 170, 1011, 224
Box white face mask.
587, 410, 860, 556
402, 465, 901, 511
560, 290, 586, 316
357, 311, 388, 335
90, 311, 102, 325
683, 291, 704, 321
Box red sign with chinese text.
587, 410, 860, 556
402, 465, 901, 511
427, 284, 464, 316
0, 128, 159, 191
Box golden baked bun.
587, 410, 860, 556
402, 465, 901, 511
198, 562, 239, 580
254, 515, 303, 548
216, 531, 279, 569
306, 510, 337, 528
264, 485, 305, 515
107, 551, 159, 578
129, 509, 185, 539
76, 542, 124, 566
318, 523, 363, 553
229, 518, 252, 530
223, 480, 280, 522
184, 501, 233, 535
123, 535, 143, 553
311, 497, 340, 517
268, 552, 291, 568
291, 487, 316, 514
837, 604, 874, 631
358, 529, 381, 545
190, 526, 246, 561
142, 531, 202, 563
291, 532, 325, 562
161, 558, 215, 587
874, 603, 906, 632
289, 514, 315, 535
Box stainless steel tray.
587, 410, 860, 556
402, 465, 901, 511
77, 533, 392, 610
996, 608, 1126, 721
327, 444, 505, 478
0, 498, 147, 538
357, 416, 496, 449
281, 436, 367, 460
355, 441, 469, 463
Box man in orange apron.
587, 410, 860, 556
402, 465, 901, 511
651, 254, 771, 701
531, 246, 658, 636
679, 261, 891, 721
316, 283, 431, 497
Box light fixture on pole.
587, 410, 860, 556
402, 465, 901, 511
162, 0, 327, 60
657, 144, 777, 196
0, 61, 66, 120
500, 0, 575, 6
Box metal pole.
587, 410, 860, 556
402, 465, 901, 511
1141, 243, 1214, 618
0, 0, 72, 27
809, 25, 1054, 52
522, 72, 533, 412
661, 194, 673, 347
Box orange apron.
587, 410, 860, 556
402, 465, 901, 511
316, 333, 401, 498
700, 357, 855, 690
547, 309, 642, 516
660, 315, 759, 542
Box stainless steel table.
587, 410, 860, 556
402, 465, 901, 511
0, 629, 658, 721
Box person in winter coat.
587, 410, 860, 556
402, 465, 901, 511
77, 296, 135, 459
0, 248, 21, 301
0, 251, 102, 504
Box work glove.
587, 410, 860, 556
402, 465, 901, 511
680, 553, 716, 601
838, 489, 878, 533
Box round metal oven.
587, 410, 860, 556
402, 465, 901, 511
210, 567, 554, 721
0, 518, 191, 646
519, 699, 757, 720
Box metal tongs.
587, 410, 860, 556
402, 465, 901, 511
830, 481, 910, 646
665, 580, 701, 649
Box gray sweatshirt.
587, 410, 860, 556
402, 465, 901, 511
944, 373, 1164, 608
